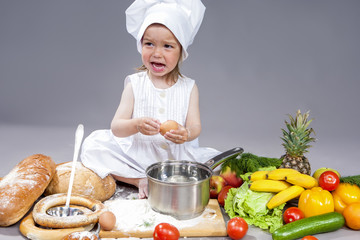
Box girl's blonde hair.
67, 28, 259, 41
137, 53, 184, 85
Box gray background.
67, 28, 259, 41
1, 0, 360, 174
1, 0, 360, 172
1, 1, 360, 239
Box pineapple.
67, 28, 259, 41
280, 110, 315, 175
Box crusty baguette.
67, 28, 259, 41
0, 154, 56, 226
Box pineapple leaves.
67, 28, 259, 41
281, 110, 315, 157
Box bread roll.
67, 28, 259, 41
45, 162, 116, 202
32, 193, 106, 229
0, 154, 56, 226
20, 211, 95, 240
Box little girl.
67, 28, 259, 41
81, 0, 219, 198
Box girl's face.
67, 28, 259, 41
141, 24, 181, 83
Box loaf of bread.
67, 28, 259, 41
45, 162, 116, 202
0, 154, 56, 226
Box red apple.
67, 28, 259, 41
210, 175, 226, 199
218, 185, 234, 206
220, 166, 243, 188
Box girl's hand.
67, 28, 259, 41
164, 125, 189, 144
137, 117, 160, 135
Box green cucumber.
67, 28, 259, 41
272, 212, 345, 240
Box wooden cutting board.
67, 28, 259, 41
99, 199, 227, 238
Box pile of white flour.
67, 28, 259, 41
103, 199, 217, 232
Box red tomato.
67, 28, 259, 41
227, 217, 248, 240
283, 207, 305, 224
319, 171, 340, 191
153, 223, 180, 240
301, 236, 318, 240
218, 185, 234, 206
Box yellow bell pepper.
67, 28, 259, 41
332, 183, 360, 213
298, 187, 334, 218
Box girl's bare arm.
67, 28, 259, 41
111, 83, 160, 137
185, 83, 201, 141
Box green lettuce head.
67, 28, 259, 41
224, 182, 285, 233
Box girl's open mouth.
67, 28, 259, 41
151, 62, 165, 72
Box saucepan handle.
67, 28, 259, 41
204, 147, 244, 170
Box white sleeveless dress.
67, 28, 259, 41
80, 72, 220, 179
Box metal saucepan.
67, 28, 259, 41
145, 147, 244, 220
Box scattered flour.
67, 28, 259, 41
109, 183, 138, 200
103, 199, 217, 233
67, 231, 98, 240
125, 193, 139, 200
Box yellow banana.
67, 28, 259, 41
249, 180, 292, 192
285, 173, 318, 189
267, 185, 305, 209
249, 171, 269, 181
266, 168, 300, 180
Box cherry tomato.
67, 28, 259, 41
227, 217, 248, 240
153, 223, 180, 240
301, 236, 318, 240
218, 185, 234, 206
319, 171, 340, 191
283, 207, 305, 224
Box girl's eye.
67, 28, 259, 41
164, 44, 173, 49
144, 42, 153, 47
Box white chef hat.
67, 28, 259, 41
125, 0, 206, 60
